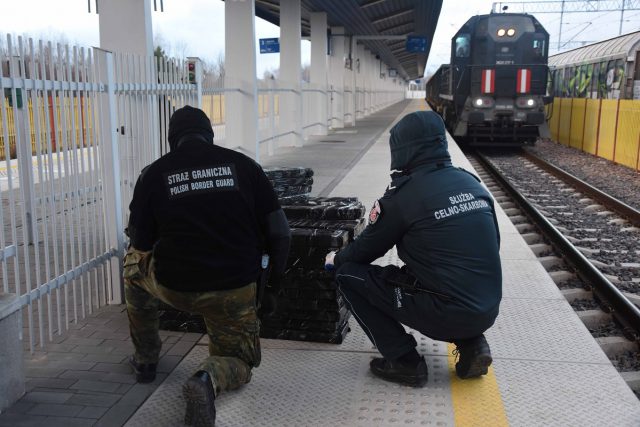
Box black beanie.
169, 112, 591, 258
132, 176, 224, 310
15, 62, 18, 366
167, 105, 214, 150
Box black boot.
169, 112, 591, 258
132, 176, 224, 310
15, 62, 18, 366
183, 370, 216, 426
128, 356, 157, 383
369, 351, 428, 387
453, 334, 492, 379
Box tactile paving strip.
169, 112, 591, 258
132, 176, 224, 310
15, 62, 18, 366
126, 334, 455, 427
494, 359, 640, 426
499, 237, 539, 261
488, 298, 611, 364
501, 259, 564, 300
349, 355, 453, 427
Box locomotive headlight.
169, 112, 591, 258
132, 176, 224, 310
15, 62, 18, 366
497, 28, 506, 37
473, 97, 495, 109
516, 97, 537, 108
507, 28, 516, 36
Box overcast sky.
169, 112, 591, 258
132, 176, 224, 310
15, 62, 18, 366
1, 0, 638, 78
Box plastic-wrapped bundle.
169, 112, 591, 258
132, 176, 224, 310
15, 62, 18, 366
263, 166, 314, 180
263, 294, 344, 311
277, 194, 310, 205
257, 192, 368, 344
263, 167, 314, 198
278, 288, 338, 300
313, 197, 359, 204
262, 304, 350, 322
260, 321, 350, 344
284, 249, 329, 271
272, 185, 313, 198
260, 313, 351, 332
282, 201, 365, 220
278, 272, 338, 290
270, 176, 314, 187
287, 218, 366, 240
290, 228, 350, 248
280, 196, 359, 206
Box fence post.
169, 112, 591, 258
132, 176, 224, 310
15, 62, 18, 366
95, 48, 125, 304
11, 56, 35, 245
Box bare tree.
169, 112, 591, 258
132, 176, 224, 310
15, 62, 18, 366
301, 63, 311, 83
173, 40, 188, 59
201, 52, 225, 87
154, 45, 167, 60
154, 33, 170, 57
201, 59, 216, 76
260, 66, 279, 81
214, 52, 225, 81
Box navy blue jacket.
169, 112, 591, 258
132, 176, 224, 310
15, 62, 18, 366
335, 111, 502, 333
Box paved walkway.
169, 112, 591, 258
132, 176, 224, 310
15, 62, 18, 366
4, 99, 639, 426
0, 100, 413, 427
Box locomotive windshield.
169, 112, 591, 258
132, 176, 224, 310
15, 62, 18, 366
456, 34, 471, 58
532, 38, 547, 61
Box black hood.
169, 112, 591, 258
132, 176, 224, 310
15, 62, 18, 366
389, 111, 451, 172
168, 105, 214, 151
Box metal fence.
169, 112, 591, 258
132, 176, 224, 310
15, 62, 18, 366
1, 32, 405, 351
202, 75, 405, 157
0, 34, 197, 351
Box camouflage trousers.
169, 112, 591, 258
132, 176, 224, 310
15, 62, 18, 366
123, 247, 260, 396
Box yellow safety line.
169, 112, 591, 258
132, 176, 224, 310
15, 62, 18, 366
447, 343, 510, 427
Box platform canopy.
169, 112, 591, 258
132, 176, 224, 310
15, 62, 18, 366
254, 0, 443, 80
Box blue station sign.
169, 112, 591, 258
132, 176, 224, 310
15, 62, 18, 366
259, 38, 280, 54
405, 36, 427, 53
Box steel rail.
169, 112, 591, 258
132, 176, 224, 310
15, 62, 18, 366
475, 152, 640, 342
523, 150, 640, 228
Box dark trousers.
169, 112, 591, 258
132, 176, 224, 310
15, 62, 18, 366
336, 262, 451, 360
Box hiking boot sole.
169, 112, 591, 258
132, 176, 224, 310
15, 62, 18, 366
183, 376, 216, 426
456, 353, 493, 379
370, 369, 428, 387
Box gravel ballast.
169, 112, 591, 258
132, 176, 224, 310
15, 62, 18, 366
526, 140, 640, 211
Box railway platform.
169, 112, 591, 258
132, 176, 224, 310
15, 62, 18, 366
2, 99, 639, 427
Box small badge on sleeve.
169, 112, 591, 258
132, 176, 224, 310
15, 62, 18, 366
369, 200, 382, 225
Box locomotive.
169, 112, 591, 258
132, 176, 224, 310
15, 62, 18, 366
426, 13, 552, 146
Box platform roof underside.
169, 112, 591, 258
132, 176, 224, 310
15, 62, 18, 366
254, 0, 443, 80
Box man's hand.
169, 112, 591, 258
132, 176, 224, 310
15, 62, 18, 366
325, 251, 336, 271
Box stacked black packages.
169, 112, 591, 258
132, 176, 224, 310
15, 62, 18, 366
263, 167, 314, 199
259, 195, 367, 344
157, 166, 369, 345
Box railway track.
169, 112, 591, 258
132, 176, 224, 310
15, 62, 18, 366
469, 150, 640, 397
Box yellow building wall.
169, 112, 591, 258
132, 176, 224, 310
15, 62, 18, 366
548, 99, 561, 141
202, 94, 225, 124
614, 100, 640, 170
558, 98, 573, 145
597, 100, 618, 161
546, 98, 640, 171
1, 97, 95, 161
569, 99, 586, 150
582, 100, 600, 155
